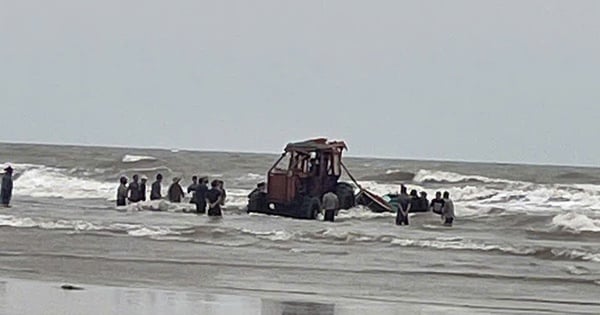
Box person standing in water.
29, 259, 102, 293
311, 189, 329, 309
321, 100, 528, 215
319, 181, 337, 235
396, 185, 411, 226
116, 176, 128, 207
217, 180, 227, 206
206, 180, 223, 217
1, 166, 14, 207
139, 176, 148, 201
127, 174, 141, 203
150, 174, 163, 200
247, 182, 267, 212
194, 177, 209, 214
322, 190, 339, 222
430, 191, 445, 215
187, 176, 198, 203
419, 191, 429, 212
168, 177, 185, 203
442, 191, 455, 226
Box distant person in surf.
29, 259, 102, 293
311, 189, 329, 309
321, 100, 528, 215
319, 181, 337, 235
216, 180, 227, 206
1, 166, 14, 207
168, 177, 185, 203
419, 191, 429, 212
430, 191, 445, 215
139, 176, 148, 201
187, 176, 198, 203
396, 185, 410, 225
442, 191, 455, 226
116, 176, 128, 207
206, 180, 223, 216
150, 174, 163, 200
194, 177, 209, 214
322, 190, 339, 222
127, 174, 141, 203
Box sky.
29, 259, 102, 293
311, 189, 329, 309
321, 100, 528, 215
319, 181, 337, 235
1, 0, 600, 166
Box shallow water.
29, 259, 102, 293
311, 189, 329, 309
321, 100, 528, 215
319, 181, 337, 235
0, 143, 599, 314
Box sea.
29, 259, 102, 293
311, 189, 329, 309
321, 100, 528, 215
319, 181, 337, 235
0, 142, 599, 314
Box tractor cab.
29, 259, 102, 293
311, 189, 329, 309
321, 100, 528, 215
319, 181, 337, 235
248, 138, 355, 219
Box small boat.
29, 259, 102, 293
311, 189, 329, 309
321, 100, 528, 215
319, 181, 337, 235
356, 189, 394, 213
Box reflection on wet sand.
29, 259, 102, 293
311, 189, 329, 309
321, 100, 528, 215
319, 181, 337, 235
0, 278, 343, 315
262, 299, 334, 315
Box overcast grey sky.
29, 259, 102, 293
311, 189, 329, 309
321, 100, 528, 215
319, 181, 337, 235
1, 0, 599, 166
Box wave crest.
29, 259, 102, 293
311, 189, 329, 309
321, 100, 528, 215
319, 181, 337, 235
122, 155, 157, 163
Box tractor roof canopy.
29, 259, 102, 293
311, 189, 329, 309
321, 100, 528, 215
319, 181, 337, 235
284, 138, 347, 154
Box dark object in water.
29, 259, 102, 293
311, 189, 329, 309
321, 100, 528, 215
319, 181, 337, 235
356, 189, 394, 213
61, 284, 84, 290
247, 138, 351, 219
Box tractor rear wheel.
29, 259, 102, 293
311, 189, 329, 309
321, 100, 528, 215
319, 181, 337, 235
336, 182, 356, 210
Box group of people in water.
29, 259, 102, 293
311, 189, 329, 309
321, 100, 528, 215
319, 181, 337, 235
116, 174, 227, 217
389, 185, 455, 226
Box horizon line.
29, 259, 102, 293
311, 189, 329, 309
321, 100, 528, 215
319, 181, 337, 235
0, 139, 597, 170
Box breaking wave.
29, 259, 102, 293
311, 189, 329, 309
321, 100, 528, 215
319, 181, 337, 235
122, 154, 157, 163
13, 164, 116, 200
550, 212, 600, 233
413, 169, 514, 184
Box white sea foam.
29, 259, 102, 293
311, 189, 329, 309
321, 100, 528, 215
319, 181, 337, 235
122, 154, 157, 163
413, 169, 515, 184
14, 166, 116, 200
128, 226, 175, 237
0, 214, 182, 238
550, 212, 600, 233
390, 237, 537, 255
239, 173, 265, 182
0, 215, 103, 231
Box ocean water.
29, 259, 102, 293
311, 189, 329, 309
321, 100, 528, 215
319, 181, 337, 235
0, 143, 599, 314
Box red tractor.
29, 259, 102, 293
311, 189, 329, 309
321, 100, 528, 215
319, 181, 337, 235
247, 138, 356, 219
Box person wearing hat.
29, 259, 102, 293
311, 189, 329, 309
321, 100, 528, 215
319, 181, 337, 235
168, 177, 185, 203
1, 166, 14, 207
139, 176, 148, 201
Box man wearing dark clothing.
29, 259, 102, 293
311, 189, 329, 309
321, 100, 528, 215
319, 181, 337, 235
139, 176, 147, 201
150, 174, 163, 200
247, 182, 267, 212
116, 176, 128, 207
127, 174, 141, 203
168, 177, 185, 203
187, 176, 198, 204
1, 166, 14, 207
217, 180, 226, 206
206, 180, 223, 217
194, 177, 209, 214
430, 191, 445, 215
409, 189, 422, 212
396, 185, 411, 225
419, 191, 429, 212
